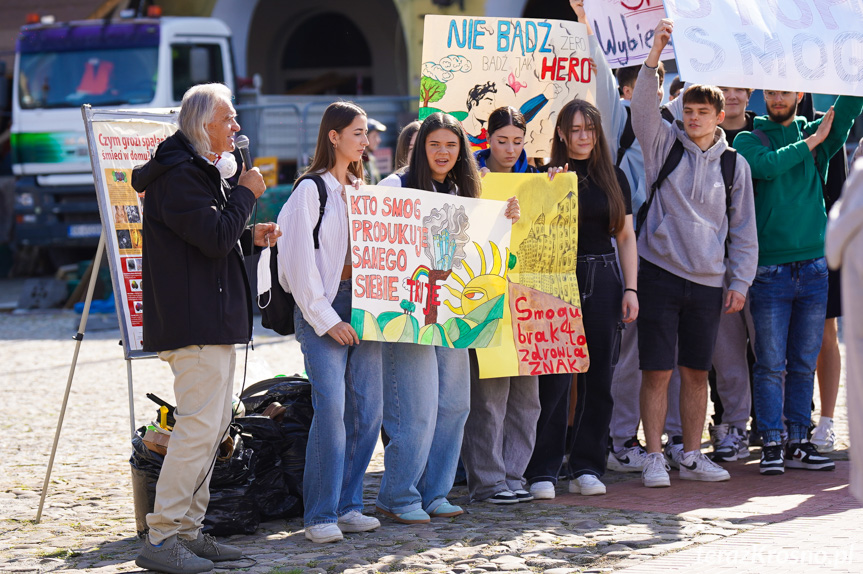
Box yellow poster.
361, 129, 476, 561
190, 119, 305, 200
476, 172, 590, 377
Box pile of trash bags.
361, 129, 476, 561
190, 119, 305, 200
130, 376, 313, 537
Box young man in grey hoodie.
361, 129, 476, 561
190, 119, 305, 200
631, 19, 758, 488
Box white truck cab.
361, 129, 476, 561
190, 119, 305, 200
12, 16, 234, 256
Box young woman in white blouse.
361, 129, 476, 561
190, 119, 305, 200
278, 102, 382, 544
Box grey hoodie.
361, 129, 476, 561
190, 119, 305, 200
631, 65, 758, 295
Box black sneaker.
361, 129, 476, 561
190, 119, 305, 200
487, 490, 519, 504
785, 441, 835, 471
760, 442, 784, 475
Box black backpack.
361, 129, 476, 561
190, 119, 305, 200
258, 174, 328, 336
617, 105, 675, 168
635, 140, 738, 249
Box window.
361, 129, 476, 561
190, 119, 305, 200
172, 44, 224, 101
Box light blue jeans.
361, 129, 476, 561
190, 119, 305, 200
376, 345, 470, 515
750, 257, 828, 444
295, 280, 383, 526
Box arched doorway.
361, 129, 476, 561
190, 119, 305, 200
281, 12, 372, 94
247, 0, 408, 95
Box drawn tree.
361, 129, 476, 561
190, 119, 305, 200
422, 204, 470, 325
400, 299, 416, 315
420, 76, 447, 108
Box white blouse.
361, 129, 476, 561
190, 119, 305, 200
277, 171, 349, 337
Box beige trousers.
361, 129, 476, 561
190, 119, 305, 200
844, 236, 863, 503
146, 344, 236, 544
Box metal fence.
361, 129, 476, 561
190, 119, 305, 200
236, 94, 416, 176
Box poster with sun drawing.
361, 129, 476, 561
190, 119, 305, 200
347, 185, 512, 348
419, 15, 596, 158
475, 173, 590, 378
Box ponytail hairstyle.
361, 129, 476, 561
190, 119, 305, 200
404, 112, 481, 198
303, 101, 366, 181
550, 99, 625, 234
487, 106, 526, 137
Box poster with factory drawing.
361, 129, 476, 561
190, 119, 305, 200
347, 185, 512, 348
420, 15, 597, 157
476, 173, 590, 378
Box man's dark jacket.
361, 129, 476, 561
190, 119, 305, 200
132, 131, 256, 352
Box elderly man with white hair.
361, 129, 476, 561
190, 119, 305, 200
131, 83, 279, 574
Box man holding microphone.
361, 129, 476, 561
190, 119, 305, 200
132, 83, 279, 574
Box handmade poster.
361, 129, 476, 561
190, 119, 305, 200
347, 185, 512, 348
585, 0, 676, 67
87, 118, 175, 354
663, 0, 863, 96
476, 173, 590, 378
420, 15, 596, 157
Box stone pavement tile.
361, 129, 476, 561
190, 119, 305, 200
548, 459, 854, 523
615, 500, 863, 574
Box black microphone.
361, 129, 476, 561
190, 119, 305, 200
235, 135, 252, 170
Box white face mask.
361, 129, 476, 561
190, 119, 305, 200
256, 246, 272, 303
212, 151, 238, 179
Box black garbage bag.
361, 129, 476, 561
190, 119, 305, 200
240, 376, 313, 518
202, 481, 260, 536
236, 415, 301, 520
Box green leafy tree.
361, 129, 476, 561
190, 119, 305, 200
400, 299, 416, 315
420, 76, 447, 108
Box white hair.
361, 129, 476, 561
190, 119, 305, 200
177, 83, 233, 156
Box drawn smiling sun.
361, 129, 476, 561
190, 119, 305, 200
444, 241, 514, 316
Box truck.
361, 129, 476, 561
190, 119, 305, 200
11, 12, 234, 267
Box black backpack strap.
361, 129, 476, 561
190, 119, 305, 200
636, 139, 685, 238
720, 149, 737, 256
752, 128, 771, 149
617, 106, 635, 168
660, 106, 675, 124
294, 174, 328, 249
652, 139, 685, 195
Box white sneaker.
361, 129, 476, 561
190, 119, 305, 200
679, 451, 731, 482
305, 523, 343, 543
607, 439, 649, 472
664, 438, 685, 470
810, 418, 836, 453
569, 475, 606, 496
529, 481, 555, 500
337, 510, 380, 533
642, 452, 671, 488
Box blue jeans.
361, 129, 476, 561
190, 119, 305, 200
295, 280, 383, 526
419, 347, 470, 512
376, 345, 470, 514
750, 257, 828, 444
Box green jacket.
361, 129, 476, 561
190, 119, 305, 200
734, 95, 863, 266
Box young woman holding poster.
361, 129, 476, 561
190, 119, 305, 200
526, 99, 639, 498
463, 106, 564, 504
278, 102, 383, 543
374, 112, 520, 523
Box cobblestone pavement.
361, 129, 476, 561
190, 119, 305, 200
0, 307, 854, 573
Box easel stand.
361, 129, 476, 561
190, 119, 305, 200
35, 231, 142, 523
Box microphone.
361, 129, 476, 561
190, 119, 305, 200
235, 135, 252, 171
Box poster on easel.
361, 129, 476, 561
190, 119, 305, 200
82, 106, 178, 358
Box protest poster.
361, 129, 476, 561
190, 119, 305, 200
419, 15, 596, 157
347, 185, 512, 348
475, 173, 590, 378
664, 0, 863, 96
585, 0, 676, 67
84, 110, 177, 357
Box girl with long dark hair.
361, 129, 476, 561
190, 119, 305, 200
374, 112, 519, 523
525, 99, 639, 499
278, 102, 383, 542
